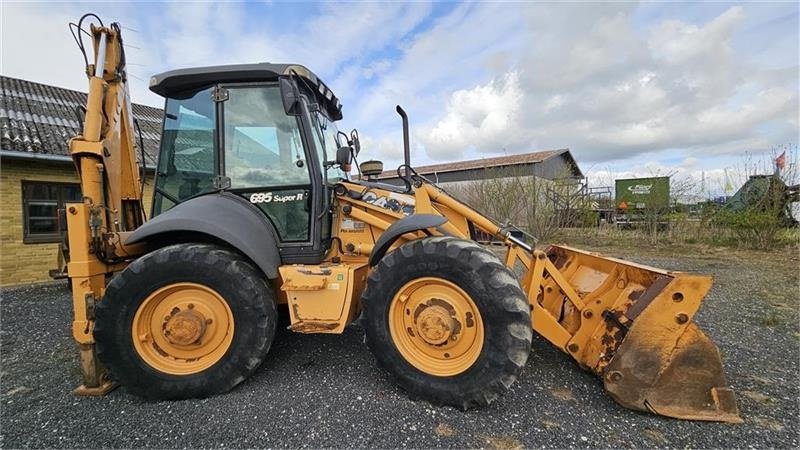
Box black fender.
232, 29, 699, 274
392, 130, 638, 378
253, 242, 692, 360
126, 192, 282, 279
368, 214, 448, 266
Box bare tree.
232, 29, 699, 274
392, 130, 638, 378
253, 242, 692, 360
448, 166, 588, 243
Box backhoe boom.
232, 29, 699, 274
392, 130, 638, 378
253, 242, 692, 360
66, 17, 144, 395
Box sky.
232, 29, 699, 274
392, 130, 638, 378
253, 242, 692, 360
1, 1, 798, 197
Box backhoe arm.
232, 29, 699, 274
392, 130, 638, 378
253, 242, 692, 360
66, 17, 144, 395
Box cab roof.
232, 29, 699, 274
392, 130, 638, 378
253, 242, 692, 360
149, 63, 342, 120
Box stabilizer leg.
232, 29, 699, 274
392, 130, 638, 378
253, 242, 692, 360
74, 343, 117, 396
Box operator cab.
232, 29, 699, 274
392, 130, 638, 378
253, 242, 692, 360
148, 63, 355, 263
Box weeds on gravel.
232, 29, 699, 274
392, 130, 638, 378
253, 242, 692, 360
758, 309, 784, 327
480, 434, 523, 450
741, 390, 776, 405
434, 423, 455, 438
548, 387, 576, 402
752, 416, 785, 432
539, 419, 561, 430
643, 428, 668, 445
553, 225, 800, 252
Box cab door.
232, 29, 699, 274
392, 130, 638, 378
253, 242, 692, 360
221, 83, 327, 262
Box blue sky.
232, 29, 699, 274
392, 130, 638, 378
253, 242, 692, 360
2, 1, 798, 197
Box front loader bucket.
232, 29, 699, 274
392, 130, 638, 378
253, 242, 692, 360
604, 321, 741, 422
522, 245, 741, 423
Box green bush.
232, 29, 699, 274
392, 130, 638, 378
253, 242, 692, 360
578, 209, 600, 228
715, 208, 784, 249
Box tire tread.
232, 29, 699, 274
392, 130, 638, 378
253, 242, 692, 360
94, 243, 277, 400
362, 237, 531, 409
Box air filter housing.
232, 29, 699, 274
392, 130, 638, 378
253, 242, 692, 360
360, 160, 384, 180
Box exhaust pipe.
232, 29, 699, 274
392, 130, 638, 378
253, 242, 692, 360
396, 105, 410, 179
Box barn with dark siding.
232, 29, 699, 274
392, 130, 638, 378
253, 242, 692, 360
375, 149, 583, 187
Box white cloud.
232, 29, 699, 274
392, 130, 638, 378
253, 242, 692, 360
340, 2, 530, 139
407, 5, 798, 168
0, 2, 430, 109
647, 6, 744, 66
1, 2, 796, 180
421, 71, 523, 160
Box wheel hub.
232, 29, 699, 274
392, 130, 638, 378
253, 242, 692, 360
389, 277, 483, 377
132, 283, 234, 375
416, 305, 457, 345
164, 309, 207, 346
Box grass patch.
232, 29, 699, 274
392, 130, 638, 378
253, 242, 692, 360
539, 419, 561, 430
741, 390, 776, 405
746, 375, 773, 385
758, 309, 784, 327
551, 225, 800, 252
643, 428, 668, 445
752, 416, 784, 432
548, 386, 576, 402
480, 434, 523, 450
434, 423, 455, 438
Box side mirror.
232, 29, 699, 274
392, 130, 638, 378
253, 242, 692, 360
336, 146, 353, 172
279, 77, 301, 115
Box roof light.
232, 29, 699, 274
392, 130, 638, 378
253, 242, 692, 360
283, 65, 312, 79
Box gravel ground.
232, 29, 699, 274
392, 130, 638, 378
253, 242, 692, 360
1, 248, 798, 449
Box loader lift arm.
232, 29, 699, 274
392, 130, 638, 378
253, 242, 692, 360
334, 172, 741, 422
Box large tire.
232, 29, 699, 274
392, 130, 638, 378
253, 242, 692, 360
362, 237, 532, 409
94, 243, 277, 399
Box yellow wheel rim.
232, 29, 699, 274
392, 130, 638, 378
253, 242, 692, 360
389, 277, 484, 376
132, 282, 234, 375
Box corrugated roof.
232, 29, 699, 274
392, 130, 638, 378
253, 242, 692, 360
0, 75, 163, 166
376, 149, 569, 179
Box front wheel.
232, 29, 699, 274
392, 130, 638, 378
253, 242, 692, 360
362, 237, 532, 409
94, 243, 277, 399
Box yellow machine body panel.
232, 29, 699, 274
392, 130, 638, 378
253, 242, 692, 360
278, 263, 368, 334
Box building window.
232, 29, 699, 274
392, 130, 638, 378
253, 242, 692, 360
22, 182, 82, 243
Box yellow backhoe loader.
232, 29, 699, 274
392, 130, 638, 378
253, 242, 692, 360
62, 15, 740, 422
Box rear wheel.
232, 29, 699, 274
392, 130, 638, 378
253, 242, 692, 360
94, 243, 277, 399
362, 237, 532, 409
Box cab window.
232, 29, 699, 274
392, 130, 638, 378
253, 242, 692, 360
152, 87, 216, 217
310, 111, 346, 182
